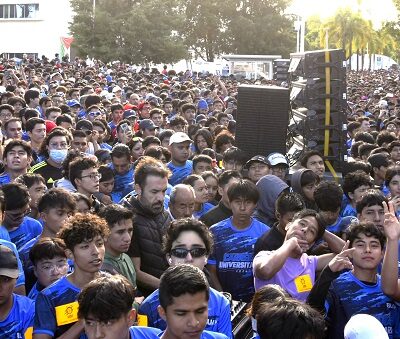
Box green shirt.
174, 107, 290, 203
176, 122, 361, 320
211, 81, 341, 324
103, 252, 137, 288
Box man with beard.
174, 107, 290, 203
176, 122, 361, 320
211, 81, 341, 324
125, 157, 172, 296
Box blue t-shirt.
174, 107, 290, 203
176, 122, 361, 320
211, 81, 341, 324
129, 326, 162, 338
326, 271, 399, 339
139, 287, 232, 338
167, 160, 193, 186
208, 217, 269, 302
108, 163, 135, 203
340, 203, 357, 218
0, 172, 11, 186
326, 216, 358, 235
193, 202, 214, 219
6, 216, 42, 251
0, 239, 25, 288
0, 294, 35, 338
0, 226, 11, 242
158, 330, 229, 339
100, 142, 112, 151
34, 275, 81, 338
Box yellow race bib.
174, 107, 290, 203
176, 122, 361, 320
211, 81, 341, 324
55, 301, 79, 326
294, 274, 313, 293
24, 326, 33, 339
137, 314, 148, 327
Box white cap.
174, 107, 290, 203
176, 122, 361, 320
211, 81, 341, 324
169, 132, 192, 146
344, 314, 389, 339
267, 152, 288, 167
112, 85, 122, 93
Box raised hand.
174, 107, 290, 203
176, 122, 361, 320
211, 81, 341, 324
383, 201, 400, 241
328, 241, 354, 272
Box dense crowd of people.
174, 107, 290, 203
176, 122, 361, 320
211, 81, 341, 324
0, 55, 400, 339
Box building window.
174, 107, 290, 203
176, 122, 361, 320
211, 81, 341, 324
0, 4, 39, 19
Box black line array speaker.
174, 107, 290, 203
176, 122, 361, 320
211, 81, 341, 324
236, 85, 289, 158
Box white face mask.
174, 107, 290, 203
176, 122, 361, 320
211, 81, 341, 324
49, 149, 68, 164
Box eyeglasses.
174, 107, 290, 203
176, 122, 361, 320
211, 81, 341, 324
81, 173, 102, 180
170, 247, 207, 258
0, 113, 12, 119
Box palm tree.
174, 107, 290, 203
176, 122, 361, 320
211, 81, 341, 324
321, 7, 371, 70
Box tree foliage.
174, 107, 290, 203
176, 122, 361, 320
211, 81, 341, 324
70, 0, 296, 63
69, 0, 188, 64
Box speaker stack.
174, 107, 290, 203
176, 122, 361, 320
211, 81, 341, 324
236, 85, 290, 158
273, 59, 290, 83
288, 49, 347, 175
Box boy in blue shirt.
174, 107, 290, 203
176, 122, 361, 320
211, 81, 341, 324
33, 213, 110, 338
1, 183, 42, 250
158, 265, 228, 339
307, 222, 399, 339
341, 171, 372, 218
207, 179, 269, 302
167, 132, 193, 186
78, 274, 161, 339
0, 245, 34, 338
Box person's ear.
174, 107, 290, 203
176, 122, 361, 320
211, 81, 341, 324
127, 309, 136, 326
33, 265, 38, 278
275, 211, 281, 221
166, 255, 172, 266
135, 183, 142, 197
217, 186, 223, 197
348, 192, 354, 201
158, 305, 167, 321
40, 212, 47, 223
74, 178, 82, 188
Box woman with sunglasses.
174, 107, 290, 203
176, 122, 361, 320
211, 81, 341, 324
138, 218, 233, 338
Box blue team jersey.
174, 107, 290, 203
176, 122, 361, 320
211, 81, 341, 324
326, 216, 358, 235
193, 203, 214, 219
100, 142, 112, 151
208, 217, 269, 302
139, 287, 232, 338
34, 275, 81, 338
326, 271, 399, 339
129, 326, 162, 338
6, 216, 42, 251
341, 203, 357, 218
167, 160, 193, 186
28, 282, 42, 300
0, 294, 35, 339
0, 239, 25, 288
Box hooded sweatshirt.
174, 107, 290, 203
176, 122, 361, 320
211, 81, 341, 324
290, 168, 318, 210
254, 175, 288, 226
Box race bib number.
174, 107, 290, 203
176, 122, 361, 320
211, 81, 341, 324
294, 274, 313, 293
55, 301, 79, 326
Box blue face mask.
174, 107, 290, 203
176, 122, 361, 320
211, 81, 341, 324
49, 149, 68, 164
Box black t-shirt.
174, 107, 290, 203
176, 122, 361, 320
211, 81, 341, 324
30, 160, 63, 188
253, 223, 285, 256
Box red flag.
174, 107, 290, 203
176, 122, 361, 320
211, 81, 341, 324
61, 37, 74, 49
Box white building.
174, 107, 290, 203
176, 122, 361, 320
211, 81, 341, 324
0, 0, 73, 59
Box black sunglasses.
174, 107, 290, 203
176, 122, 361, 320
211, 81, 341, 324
170, 247, 207, 259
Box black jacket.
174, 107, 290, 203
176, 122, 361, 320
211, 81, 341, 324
125, 195, 172, 291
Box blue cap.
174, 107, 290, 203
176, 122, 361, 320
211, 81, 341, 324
197, 99, 208, 110
67, 99, 81, 107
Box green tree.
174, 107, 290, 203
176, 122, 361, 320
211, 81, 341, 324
224, 0, 296, 57
304, 15, 323, 50
69, 0, 188, 64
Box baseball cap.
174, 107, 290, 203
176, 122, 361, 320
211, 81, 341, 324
344, 314, 389, 339
123, 109, 137, 119
0, 245, 19, 279
245, 155, 270, 169
267, 152, 289, 167
169, 132, 192, 146
66, 99, 81, 108
112, 85, 122, 93
196, 114, 207, 124
139, 119, 157, 130
197, 99, 208, 110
